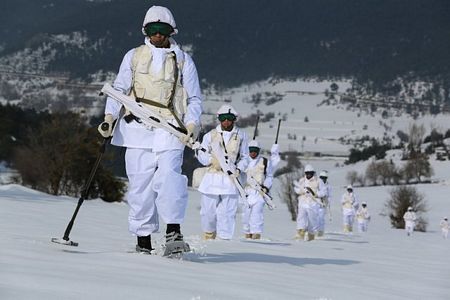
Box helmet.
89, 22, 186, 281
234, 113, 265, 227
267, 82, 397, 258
217, 104, 238, 117
347, 185, 353, 190
142, 6, 178, 36
408, 206, 413, 211
304, 164, 314, 173
319, 170, 328, 178
249, 140, 260, 148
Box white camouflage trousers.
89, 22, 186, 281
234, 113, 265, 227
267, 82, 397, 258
357, 220, 369, 232
241, 192, 265, 234
317, 206, 326, 232
405, 221, 415, 236
200, 193, 238, 240
125, 148, 188, 236
297, 201, 319, 234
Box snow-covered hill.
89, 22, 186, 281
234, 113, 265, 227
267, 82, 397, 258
1, 174, 449, 300
201, 78, 450, 157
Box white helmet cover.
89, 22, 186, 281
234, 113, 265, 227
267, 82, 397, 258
217, 104, 238, 117
249, 140, 260, 148
304, 164, 314, 173
319, 170, 328, 177
142, 6, 178, 36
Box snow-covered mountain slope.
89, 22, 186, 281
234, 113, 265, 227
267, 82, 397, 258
201, 78, 450, 157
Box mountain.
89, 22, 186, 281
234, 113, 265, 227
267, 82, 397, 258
1, 0, 450, 112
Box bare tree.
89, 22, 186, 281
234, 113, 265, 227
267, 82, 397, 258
401, 153, 433, 183
365, 161, 379, 186
385, 185, 428, 231
407, 123, 425, 158
277, 170, 302, 221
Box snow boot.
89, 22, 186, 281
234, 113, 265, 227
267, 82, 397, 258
203, 231, 217, 240
316, 231, 324, 237
136, 235, 154, 254
245, 233, 252, 239
251, 233, 261, 240
343, 225, 350, 233
295, 229, 306, 240
307, 232, 315, 241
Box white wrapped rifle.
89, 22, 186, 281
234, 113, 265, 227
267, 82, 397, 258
247, 176, 276, 210
209, 140, 249, 206
100, 83, 204, 152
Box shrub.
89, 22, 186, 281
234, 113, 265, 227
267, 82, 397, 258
385, 186, 428, 231
13, 113, 125, 202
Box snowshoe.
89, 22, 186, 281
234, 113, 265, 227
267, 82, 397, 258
162, 232, 190, 257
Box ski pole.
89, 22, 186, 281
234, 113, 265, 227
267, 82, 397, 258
52, 123, 112, 247
253, 115, 260, 140
275, 119, 282, 144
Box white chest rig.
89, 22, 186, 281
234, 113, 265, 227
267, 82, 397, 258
246, 156, 267, 185
302, 176, 319, 195
209, 129, 242, 172
343, 193, 354, 209
131, 45, 188, 126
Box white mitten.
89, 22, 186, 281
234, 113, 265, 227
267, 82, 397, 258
180, 123, 199, 143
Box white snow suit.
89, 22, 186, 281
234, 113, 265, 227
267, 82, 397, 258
403, 211, 417, 236
316, 179, 332, 234
356, 207, 371, 232
104, 38, 202, 236
341, 191, 359, 232
294, 176, 327, 235
196, 125, 249, 239
440, 220, 449, 239
241, 149, 279, 236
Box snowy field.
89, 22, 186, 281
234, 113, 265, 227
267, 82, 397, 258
1, 175, 449, 299
1, 78, 450, 299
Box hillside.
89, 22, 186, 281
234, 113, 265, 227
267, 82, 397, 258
1, 0, 450, 113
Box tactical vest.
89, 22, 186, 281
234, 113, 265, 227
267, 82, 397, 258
131, 45, 187, 121
209, 129, 241, 172
356, 208, 368, 220
342, 193, 354, 209
246, 156, 267, 185
299, 176, 319, 196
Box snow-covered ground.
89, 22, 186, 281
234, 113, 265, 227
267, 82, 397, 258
1, 172, 449, 299
1, 78, 449, 299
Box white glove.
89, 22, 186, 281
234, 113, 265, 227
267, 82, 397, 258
180, 123, 199, 143
97, 114, 114, 138
271, 143, 280, 154
227, 169, 240, 179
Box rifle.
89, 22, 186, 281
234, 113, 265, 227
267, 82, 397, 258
275, 119, 282, 144
210, 141, 249, 206
100, 83, 205, 152
247, 176, 276, 210
253, 115, 260, 140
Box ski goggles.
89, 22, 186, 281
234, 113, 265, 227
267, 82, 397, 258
144, 22, 174, 37
249, 146, 260, 153
218, 113, 236, 122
